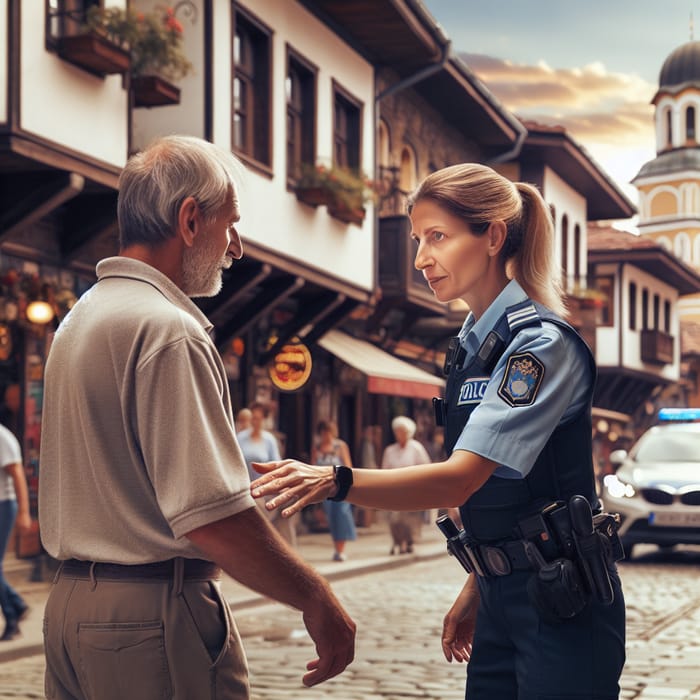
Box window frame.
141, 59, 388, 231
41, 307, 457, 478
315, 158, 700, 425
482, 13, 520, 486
285, 45, 317, 186
46, 0, 100, 48
594, 274, 615, 327
629, 282, 637, 331
232, 4, 273, 174
332, 80, 363, 171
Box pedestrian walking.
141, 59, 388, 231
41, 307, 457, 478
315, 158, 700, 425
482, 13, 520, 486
381, 416, 430, 554
0, 409, 31, 642
312, 420, 356, 562
252, 162, 625, 699
235, 407, 252, 433
38, 135, 355, 699
237, 402, 297, 547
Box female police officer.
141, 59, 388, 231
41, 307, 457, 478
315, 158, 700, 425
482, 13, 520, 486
251, 163, 625, 699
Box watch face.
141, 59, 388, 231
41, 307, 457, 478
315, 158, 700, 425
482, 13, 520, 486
0, 324, 12, 362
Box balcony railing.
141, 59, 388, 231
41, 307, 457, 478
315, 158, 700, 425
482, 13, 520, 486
640, 329, 674, 365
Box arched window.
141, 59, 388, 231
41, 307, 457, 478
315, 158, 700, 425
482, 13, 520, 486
687, 106, 696, 141
653, 294, 660, 329
573, 223, 582, 285
666, 107, 673, 147
693, 233, 700, 264
629, 282, 637, 330
674, 232, 691, 262
399, 146, 416, 192
641, 288, 649, 330
377, 120, 390, 170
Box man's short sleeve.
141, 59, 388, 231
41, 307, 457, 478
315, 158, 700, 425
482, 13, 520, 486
136, 336, 255, 538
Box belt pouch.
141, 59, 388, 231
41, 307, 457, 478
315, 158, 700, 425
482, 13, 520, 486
526, 558, 589, 624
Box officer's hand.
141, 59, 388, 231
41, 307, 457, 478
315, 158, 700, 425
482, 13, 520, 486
251, 460, 336, 517
300, 587, 356, 686
442, 576, 479, 663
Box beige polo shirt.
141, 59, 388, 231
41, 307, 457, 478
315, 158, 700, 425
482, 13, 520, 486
39, 257, 255, 563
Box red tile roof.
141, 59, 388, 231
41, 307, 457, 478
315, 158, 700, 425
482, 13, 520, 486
587, 223, 659, 251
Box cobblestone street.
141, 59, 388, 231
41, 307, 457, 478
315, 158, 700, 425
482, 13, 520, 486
1, 545, 699, 699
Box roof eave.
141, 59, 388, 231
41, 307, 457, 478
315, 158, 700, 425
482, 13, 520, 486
522, 128, 637, 220
588, 248, 700, 294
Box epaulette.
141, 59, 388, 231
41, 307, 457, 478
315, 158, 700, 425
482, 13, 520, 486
505, 301, 541, 333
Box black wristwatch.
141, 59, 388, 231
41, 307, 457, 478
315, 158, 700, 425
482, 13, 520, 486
328, 465, 353, 502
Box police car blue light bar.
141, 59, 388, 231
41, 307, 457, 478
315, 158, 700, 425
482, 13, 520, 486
658, 407, 700, 422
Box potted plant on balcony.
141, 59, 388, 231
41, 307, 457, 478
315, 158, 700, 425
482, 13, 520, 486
295, 163, 377, 224
294, 163, 335, 207
56, 7, 132, 76
326, 167, 378, 225
571, 286, 608, 310
85, 5, 193, 106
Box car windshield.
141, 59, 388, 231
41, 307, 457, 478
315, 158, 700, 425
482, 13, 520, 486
631, 429, 700, 462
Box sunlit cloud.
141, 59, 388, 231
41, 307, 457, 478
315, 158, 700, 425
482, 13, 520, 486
460, 52, 657, 147
458, 52, 664, 223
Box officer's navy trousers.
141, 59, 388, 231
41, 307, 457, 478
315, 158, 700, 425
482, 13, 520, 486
465, 568, 625, 700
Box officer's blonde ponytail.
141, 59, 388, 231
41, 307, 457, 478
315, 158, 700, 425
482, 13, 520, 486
408, 163, 566, 317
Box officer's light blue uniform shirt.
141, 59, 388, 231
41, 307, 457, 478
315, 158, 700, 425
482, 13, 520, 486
453, 280, 593, 479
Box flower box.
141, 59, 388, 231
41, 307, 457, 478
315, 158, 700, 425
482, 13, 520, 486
579, 297, 606, 310
132, 75, 181, 107
295, 186, 331, 207
57, 32, 130, 76
328, 200, 366, 226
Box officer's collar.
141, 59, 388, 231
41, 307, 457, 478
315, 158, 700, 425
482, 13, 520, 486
461, 280, 528, 354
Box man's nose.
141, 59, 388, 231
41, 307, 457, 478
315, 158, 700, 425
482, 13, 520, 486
229, 227, 244, 259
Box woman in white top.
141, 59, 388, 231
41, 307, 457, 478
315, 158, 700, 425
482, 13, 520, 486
381, 416, 430, 554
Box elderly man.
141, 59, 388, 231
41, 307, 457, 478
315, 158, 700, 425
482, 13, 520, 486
39, 135, 355, 700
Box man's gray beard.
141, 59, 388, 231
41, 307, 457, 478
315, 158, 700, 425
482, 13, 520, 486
181, 236, 227, 298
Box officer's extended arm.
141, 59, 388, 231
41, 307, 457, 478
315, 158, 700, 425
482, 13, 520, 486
251, 449, 498, 517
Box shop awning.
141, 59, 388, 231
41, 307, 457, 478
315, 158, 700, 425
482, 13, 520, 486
318, 330, 445, 400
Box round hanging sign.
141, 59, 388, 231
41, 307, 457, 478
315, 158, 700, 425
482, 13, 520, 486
269, 342, 312, 391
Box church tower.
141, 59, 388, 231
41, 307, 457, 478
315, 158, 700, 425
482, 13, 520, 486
633, 39, 700, 320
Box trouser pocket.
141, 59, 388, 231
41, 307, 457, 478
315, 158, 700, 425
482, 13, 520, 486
77, 621, 172, 700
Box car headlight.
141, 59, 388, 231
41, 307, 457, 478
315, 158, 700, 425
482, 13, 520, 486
603, 473, 636, 498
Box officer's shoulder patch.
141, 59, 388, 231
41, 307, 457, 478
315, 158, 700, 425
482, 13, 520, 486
497, 351, 544, 407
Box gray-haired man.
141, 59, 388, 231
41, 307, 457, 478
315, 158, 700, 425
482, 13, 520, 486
39, 135, 355, 699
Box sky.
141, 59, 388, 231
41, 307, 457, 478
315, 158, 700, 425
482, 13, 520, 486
421, 0, 700, 226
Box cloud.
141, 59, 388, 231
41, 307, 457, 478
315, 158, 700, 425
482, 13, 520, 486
460, 52, 657, 147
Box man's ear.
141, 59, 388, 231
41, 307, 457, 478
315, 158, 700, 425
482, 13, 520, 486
487, 220, 507, 257
178, 196, 200, 247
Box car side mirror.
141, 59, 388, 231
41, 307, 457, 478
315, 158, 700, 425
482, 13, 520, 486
609, 449, 628, 469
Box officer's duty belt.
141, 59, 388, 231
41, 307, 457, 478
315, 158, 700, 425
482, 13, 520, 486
464, 540, 533, 577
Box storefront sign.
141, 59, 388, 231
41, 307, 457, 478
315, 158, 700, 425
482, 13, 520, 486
268, 342, 312, 391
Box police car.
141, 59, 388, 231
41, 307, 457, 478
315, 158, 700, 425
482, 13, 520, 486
602, 408, 700, 558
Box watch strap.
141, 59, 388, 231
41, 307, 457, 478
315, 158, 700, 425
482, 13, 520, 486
328, 465, 353, 502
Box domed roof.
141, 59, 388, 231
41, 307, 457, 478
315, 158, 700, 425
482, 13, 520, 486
659, 41, 700, 88
633, 148, 700, 181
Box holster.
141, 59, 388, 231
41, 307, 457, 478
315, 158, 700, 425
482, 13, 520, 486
526, 558, 589, 624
